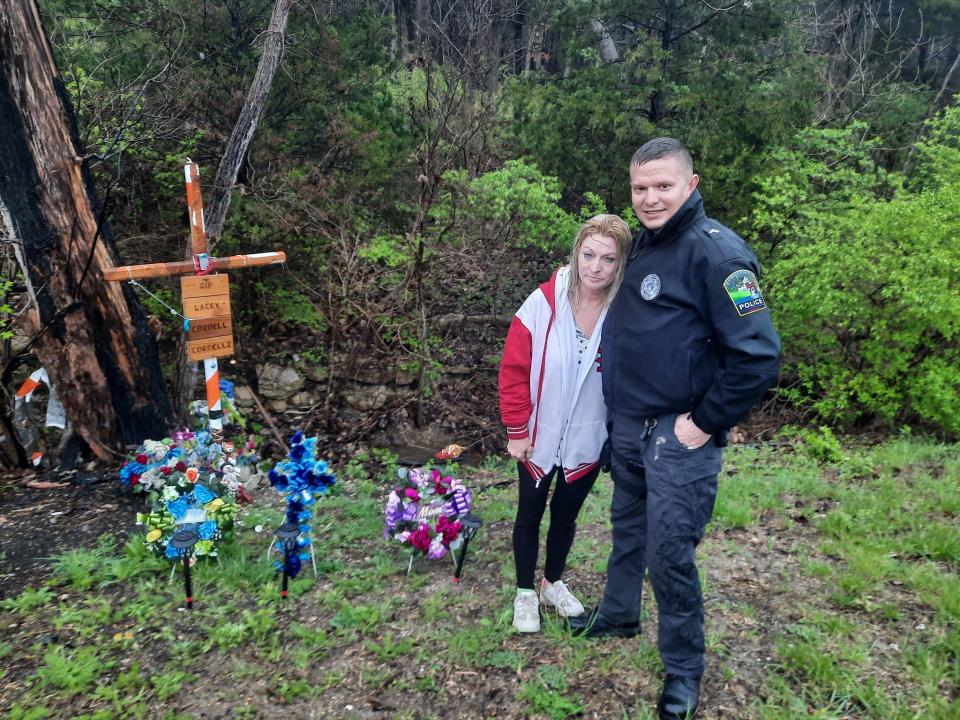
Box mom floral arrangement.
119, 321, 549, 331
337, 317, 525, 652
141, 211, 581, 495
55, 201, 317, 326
384, 467, 472, 560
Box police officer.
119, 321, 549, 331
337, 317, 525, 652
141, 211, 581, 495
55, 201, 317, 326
568, 138, 781, 720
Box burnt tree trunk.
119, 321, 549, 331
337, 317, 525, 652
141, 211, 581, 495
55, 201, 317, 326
0, 0, 173, 460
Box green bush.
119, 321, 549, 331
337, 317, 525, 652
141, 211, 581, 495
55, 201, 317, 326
751, 118, 960, 435
432, 160, 582, 252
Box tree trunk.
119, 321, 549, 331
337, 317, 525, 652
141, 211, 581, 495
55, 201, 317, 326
204, 0, 294, 247
591, 18, 619, 62
0, 0, 174, 460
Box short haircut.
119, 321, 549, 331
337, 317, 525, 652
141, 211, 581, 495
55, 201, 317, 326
567, 214, 634, 306
630, 137, 693, 174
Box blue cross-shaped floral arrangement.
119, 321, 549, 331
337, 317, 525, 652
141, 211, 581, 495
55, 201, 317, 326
268, 432, 337, 577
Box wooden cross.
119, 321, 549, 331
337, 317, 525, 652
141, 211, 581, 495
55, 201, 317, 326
103, 161, 286, 441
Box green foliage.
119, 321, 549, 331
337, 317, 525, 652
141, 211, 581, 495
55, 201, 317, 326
35, 646, 106, 697
51, 544, 109, 590
359, 234, 413, 268
747, 123, 902, 262
518, 665, 584, 720
910, 98, 960, 191
149, 669, 195, 701
798, 426, 843, 464
0, 586, 55, 613
752, 121, 960, 435
433, 160, 581, 252
256, 283, 327, 332
0, 279, 15, 341
330, 601, 385, 635
6, 706, 50, 720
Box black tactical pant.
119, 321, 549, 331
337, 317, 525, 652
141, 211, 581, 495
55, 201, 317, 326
598, 412, 722, 677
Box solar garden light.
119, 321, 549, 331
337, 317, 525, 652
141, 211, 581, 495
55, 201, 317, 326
170, 528, 200, 609
452, 512, 483, 583
275, 523, 301, 600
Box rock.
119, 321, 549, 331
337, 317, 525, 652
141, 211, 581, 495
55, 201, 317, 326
395, 366, 417, 385
342, 384, 390, 411
257, 363, 303, 399
10, 326, 31, 355
371, 414, 457, 452
290, 391, 315, 408
302, 363, 328, 383
233, 384, 256, 409
331, 353, 395, 385
268, 398, 288, 413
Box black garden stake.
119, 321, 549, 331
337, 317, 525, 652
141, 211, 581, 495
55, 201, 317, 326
170, 528, 200, 609
452, 512, 483, 583
275, 523, 301, 600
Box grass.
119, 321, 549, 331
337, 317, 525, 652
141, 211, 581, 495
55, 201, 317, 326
0, 437, 957, 718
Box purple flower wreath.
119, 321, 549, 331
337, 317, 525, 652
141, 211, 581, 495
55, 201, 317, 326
268, 431, 336, 578
384, 467, 472, 560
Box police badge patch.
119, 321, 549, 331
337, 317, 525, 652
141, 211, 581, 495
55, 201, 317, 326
640, 274, 661, 300
723, 269, 766, 316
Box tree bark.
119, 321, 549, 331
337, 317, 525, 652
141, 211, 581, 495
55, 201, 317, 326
591, 18, 619, 62
204, 0, 294, 247
0, 0, 174, 459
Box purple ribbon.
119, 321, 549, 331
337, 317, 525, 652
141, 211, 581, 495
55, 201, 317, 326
444, 489, 472, 517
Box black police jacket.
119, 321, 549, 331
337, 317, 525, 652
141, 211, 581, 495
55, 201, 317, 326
602, 190, 781, 435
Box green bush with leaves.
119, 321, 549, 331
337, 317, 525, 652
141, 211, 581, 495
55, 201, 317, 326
753, 118, 960, 435
433, 160, 584, 252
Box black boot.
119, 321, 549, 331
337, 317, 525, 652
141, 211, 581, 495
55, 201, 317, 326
657, 674, 700, 719
566, 607, 639, 638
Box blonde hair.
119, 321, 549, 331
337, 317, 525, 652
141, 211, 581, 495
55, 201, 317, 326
567, 214, 633, 306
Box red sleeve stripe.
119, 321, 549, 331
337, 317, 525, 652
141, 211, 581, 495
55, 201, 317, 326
498, 316, 534, 429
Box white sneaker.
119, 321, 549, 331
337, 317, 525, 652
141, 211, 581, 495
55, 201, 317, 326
540, 580, 585, 617
513, 591, 540, 633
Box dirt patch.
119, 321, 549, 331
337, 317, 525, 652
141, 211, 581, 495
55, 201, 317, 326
0, 469, 137, 598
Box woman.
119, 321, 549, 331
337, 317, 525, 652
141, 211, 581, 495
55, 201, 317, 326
498, 214, 633, 633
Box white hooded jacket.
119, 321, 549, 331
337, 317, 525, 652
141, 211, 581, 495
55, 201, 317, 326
498, 266, 608, 484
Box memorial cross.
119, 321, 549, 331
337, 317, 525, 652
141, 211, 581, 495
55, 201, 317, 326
103, 161, 286, 441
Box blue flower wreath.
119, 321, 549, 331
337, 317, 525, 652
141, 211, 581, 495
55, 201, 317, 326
268, 431, 336, 577
162, 484, 223, 559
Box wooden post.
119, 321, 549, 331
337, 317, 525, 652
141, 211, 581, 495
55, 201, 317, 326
102, 162, 286, 440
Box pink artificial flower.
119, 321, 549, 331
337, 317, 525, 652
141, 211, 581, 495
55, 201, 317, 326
436, 516, 462, 545
409, 525, 432, 551
404, 487, 420, 502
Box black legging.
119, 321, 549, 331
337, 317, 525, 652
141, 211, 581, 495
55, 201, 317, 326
512, 462, 601, 589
